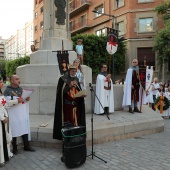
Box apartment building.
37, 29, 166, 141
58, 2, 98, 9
5, 21, 33, 60
33, 0, 169, 81
69, 0, 169, 81
0, 36, 6, 59
33, 0, 43, 49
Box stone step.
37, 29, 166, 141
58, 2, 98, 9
30, 105, 164, 148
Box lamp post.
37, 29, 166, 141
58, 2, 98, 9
92, 10, 118, 83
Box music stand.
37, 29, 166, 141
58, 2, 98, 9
87, 83, 110, 163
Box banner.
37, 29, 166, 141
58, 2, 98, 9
57, 51, 69, 75
106, 34, 118, 55
139, 65, 153, 91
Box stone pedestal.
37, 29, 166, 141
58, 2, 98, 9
16, 0, 92, 115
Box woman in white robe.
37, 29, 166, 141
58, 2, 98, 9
165, 85, 170, 118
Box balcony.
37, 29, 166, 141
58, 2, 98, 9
70, 0, 90, 18
70, 19, 92, 36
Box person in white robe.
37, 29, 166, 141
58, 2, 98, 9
0, 78, 13, 167
4, 75, 35, 155
151, 77, 159, 110
122, 59, 142, 113
94, 63, 114, 115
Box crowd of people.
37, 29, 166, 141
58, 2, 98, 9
1, 53, 170, 166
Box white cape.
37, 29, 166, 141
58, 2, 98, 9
5, 96, 30, 139
94, 74, 114, 114
122, 68, 147, 108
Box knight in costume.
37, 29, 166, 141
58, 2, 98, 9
0, 78, 13, 167
4, 75, 35, 154
53, 65, 86, 140
94, 63, 114, 115
122, 59, 142, 113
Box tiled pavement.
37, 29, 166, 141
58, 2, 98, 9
1, 119, 170, 170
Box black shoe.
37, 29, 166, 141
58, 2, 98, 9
134, 107, 142, 113
12, 149, 18, 155
24, 145, 35, 152
129, 107, 134, 114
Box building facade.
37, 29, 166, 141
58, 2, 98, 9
33, 0, 43, 49
33, 0, 169, 82
5, 21, 33, 60
0, 36, 6, 59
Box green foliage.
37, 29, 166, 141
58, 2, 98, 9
71, 34, 126, 77
153, 1, 170, 65
5, 56, 30, 77
154, 0, 170, 21
0, 60, 6, 80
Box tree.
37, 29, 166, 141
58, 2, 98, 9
5, 56, 30, 77
153, 0, 170, 66
72, 34, 126, 79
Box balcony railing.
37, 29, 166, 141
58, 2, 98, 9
70, 19, 92, 35
70, 0, 90, 18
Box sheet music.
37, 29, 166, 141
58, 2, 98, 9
22, 89, 34, 100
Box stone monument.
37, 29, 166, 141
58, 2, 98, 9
17, 0, 92, 115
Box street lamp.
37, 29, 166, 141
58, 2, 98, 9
92, 10, 118, 83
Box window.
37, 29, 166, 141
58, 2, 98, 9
40, 21, 43, 29
40, 7, 43, 14
117, 21, 124, 35
138, 0, 153, 2
96, 28, 106, 36
79, 15, 86, 27
115, 0, 124, 8
137, 47, 155, 69
35, 12, 38, 19
34, 26, 38, 33
94, 5, 104, 17
139, 18, 153, 32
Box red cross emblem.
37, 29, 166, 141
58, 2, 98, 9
1, 98, 6, 106
108, 35, 117, 50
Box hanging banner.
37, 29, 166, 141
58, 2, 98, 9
106, 34, 118, 55
139, 65, 153, 91
145, 66, 154, 91
57, 51, 69, 75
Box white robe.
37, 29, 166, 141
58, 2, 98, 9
0, 107, 13, 165
122, 68, 133, 107
94, 74, 114, 114
5, 96, 30, 139
165, 91, 170, 116
122, 68, 146, 108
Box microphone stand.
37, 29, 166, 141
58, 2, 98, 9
87, 83, 109, 164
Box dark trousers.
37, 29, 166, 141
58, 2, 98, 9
152, 95, 156, 111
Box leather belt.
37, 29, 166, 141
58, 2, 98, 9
65, 100, 77, 105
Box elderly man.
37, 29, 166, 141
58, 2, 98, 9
122, 59, 142, 113
151, 77, 159, 111
53, 65, 86, 140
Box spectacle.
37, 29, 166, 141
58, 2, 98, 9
133, 62, 137, 63
103, 67, 107, 68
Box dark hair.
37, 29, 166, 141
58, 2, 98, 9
100, 63, 107, 70
0, 77, 2, 81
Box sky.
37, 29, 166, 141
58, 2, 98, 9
0, 0, 33, 39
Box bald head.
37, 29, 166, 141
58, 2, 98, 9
10, 75, 20, 88
132, 59, 138, 67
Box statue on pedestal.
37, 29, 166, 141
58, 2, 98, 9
54, 0, 66, 25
